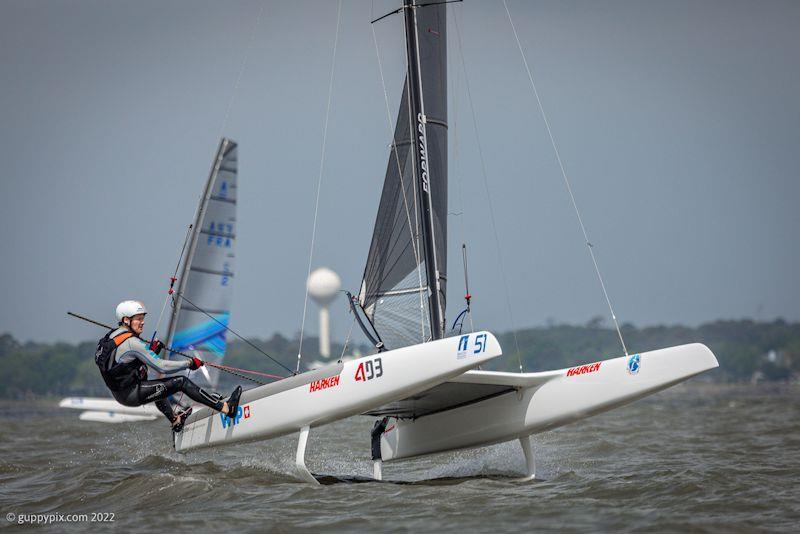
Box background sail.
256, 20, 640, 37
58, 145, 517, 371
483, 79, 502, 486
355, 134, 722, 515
359, 1, 447, 350
168, 139, 237, 388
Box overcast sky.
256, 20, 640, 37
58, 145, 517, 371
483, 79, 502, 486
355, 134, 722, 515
1, 0, 798, 345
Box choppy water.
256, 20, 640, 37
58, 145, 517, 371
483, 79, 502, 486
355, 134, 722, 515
1, 383, 798, 532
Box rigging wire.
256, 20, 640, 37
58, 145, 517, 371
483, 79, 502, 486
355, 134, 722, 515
339, 313, 356, 363
156, 0, 265, 352
449, 8, 473, 334
175, 293, 294, 375
370, 17, 428, 344
297, 0, 343, 372
501, 0, 629, 357
216, 0, 267, 142
152, 223, 194, 337
452, 8, 524, 372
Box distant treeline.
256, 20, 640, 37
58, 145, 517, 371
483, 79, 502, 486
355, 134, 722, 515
1, 319, 798, 398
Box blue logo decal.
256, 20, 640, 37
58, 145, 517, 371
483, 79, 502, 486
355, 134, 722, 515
627, 353, 641, 375
457, 335, 469, 358
456, 334, 487, 359
219, 406, 243, 428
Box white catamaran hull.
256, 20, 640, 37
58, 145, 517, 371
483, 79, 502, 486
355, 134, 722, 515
59, 397, 159, 422
380, 343, 718, 462
174, 331, 502, 452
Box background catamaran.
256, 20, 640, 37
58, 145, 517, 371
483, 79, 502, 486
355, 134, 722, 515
174, 0, 717, 485
60, 138, 239, 423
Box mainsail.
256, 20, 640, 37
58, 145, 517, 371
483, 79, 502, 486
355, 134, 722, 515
359, 0, 448, 350
166, 138, 238, 388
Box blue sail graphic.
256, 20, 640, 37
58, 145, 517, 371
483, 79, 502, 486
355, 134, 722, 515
172, 313, 230, 358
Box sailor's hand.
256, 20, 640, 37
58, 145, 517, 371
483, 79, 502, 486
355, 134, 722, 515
188, 357, 204, 370
149, 339, 165, 355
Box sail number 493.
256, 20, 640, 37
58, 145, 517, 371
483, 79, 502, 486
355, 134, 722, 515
355, 357, 383, 382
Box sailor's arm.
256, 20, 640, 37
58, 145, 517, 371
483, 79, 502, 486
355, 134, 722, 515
119, 339, 191, 375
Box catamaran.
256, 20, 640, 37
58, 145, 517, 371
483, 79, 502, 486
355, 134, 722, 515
173, 0, 718, 484
60, 138, 239, 423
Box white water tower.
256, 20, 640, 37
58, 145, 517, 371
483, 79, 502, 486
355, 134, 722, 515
307, 267, 341, 358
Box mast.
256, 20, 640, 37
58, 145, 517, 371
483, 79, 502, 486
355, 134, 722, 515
402, 0, 445, 340
165, 138, 231, 350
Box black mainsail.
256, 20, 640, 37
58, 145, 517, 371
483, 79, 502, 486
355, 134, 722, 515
359, 0, 447, 350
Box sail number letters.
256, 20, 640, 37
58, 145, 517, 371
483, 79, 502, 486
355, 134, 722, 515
355, 357, 383, 382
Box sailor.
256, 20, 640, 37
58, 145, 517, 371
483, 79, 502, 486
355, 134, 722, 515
95, 300, 242, 432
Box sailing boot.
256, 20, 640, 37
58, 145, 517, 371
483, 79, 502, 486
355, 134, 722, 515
171, 407, 193, 434
226, 386, 243, 420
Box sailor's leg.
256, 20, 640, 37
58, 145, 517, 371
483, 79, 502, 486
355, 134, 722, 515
295, 425, 319, 485
139, 377, 225, 412
518, 434, 535, 481
153, 399, 175, 423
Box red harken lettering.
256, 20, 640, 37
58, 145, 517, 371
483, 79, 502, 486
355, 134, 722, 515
309, 375, 341, 393
566, 362, 602, 377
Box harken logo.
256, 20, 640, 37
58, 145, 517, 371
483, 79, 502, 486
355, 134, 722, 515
627, 354, 641, 375
566, 362, 602, 377
309, 374, 341, 393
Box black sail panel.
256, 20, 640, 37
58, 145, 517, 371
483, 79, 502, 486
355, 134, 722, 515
359, 0, 447, 350
360, 81, 432, 350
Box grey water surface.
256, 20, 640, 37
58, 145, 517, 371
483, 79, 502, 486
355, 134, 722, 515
1, 383, 798, 532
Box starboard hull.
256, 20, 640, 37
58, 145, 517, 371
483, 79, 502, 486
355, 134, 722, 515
379, 343, 718, 461
174, 331, 502, 452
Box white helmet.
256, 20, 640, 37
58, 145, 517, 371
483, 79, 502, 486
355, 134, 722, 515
116, 300, 147, 322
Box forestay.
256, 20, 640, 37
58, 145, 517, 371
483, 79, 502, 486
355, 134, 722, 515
359, 1, 448, 350
166, 138, 238, 388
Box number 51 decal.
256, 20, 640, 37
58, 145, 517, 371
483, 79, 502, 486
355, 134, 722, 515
355, 357, 383, 382
474, 333, 487, 354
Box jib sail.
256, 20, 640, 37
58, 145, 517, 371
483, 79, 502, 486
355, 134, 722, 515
358, 0, 448, 350
166, 138, 238, 387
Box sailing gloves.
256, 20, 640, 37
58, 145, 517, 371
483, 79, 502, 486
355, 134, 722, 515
188, 357, 204, 370
149, 339, 165, 355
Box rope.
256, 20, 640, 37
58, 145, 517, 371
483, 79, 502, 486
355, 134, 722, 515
175, 293, 294, 375
297, 0, 343, 372
452, 8, 524, 372
501, 0, 629, 357
371, 15, 428, 343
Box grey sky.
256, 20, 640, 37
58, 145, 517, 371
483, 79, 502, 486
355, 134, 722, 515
1, 0, 798, 344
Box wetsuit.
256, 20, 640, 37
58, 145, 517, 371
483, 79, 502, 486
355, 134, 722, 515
106, 327, 227, 422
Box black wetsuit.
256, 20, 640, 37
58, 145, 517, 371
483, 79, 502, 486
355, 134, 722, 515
105, 327, 227, 422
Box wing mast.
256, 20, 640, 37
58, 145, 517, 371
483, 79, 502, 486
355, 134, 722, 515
403, 0, 445, 340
